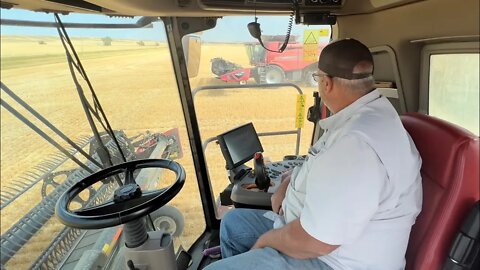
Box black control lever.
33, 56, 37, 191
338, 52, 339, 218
308, 91, 322, 146
253, 152, 270, 192
127, 260, 140, 270
307, 91, 321, 123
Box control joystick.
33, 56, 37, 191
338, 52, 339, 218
253, 152, 270, 192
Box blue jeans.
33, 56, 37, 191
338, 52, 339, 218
204, 209, 333, 270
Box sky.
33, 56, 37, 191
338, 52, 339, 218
0, 9, 167, 41
1, 9, 331, 43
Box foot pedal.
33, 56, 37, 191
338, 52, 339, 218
176, 245, 192, 270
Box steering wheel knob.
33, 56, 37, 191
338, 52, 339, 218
114, 183, 142, 203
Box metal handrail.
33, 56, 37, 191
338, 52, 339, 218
192, 83, 304, 155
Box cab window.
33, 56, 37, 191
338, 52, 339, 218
1, 10, 205, 268
423, 46, 479, 135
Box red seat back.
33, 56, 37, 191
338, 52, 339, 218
401, 113, 479, 270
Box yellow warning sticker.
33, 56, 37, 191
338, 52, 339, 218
295, 94, 306, 129
304, 30, 320, 44
303, 29, 323, 62
319, 29, 330, 37
102, 243, 111, 255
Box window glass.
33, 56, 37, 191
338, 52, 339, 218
187, 16, 330, 217
429, 53, 479, 135
1, 10, 205, 269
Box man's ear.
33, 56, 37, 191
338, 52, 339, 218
323, 76, 334, 94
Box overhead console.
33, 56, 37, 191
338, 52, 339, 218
199, 0, 344, 12
197, 0, 427, 18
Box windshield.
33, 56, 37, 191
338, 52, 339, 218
246, 44, 266, 65
1, 10, 206, 269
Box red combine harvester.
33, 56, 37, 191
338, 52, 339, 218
211, 35, 325, 86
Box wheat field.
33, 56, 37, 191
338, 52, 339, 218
0, 36, 316, 269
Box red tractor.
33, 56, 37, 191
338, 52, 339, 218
212, 35, 325, 86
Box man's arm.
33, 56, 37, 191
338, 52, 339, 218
271, 173, 291, 214
252, 219, 339, 259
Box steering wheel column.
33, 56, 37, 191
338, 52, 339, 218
123, 227, 177, 270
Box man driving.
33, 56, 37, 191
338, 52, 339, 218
205, 38, 422, 270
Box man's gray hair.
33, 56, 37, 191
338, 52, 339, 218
332, 75, 375, 94
332, 61, 374, 93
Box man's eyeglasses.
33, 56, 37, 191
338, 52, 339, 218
311, 73, 329, 82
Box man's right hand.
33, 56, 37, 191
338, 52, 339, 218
271, 170, 292, 214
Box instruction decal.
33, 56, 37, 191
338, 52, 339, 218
295, 94, 306, 129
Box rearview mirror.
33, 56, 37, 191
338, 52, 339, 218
182, 35, 201, 78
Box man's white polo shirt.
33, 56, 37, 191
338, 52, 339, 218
281, 89, 422, 270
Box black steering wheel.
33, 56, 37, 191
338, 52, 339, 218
56, 159, 185, 230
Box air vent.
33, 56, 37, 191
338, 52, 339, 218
178, 0, 193, 7
304, 0, 342, 6
45, 0, 103, 12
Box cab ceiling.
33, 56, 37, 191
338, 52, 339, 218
1, 0, 425, 17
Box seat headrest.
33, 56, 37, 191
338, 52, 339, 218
401, 113, 478, 188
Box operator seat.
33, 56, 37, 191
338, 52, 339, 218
401, 112, 480, 270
